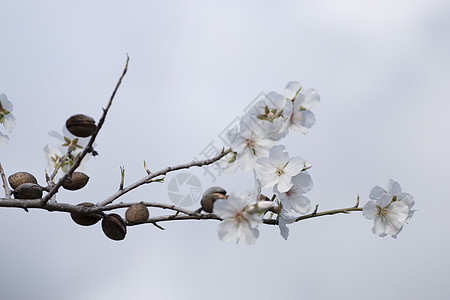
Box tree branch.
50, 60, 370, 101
0, 162, 12, 199
96, 147, 231, 206
262, 199, 363, 225
41, 55, 130, 204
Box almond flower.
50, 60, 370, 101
274, 172, 313, 214
0, 93, 16, 146
283, 81, 320, 134
229, 116, 275, 171
363, 179, 414, 237
254, 145, 305, 193
214, 191, 263, 245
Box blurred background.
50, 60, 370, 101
0, 0, 449, 299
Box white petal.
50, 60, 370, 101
0, 132, 9, 147
299, 110, 316, 129
277, 174, 293, 193
378, 193, 394, 207
398, 192, 415, 209
387, 179, 402, 195
213, 199, 237, 218
218, 220, 240, 243
265, 91, 286, 109
278, 216, 289, 240
245, 212, 263, 228
2, 113, 15, 133
284, 157, 304, 176
362, 201, 378, 219
243, 225, 259, 245
369, 186, 386, 200
373, 217, 387, 236
0, 94, 13, 111
289, 195, 311, 214
292, 172, 313, 194
284, 81, 302, 100
301, 89, 320, 109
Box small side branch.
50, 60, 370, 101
0, 162, 11, 199
263, 198, 363, 225
127, 213, 222, 226
97, 147, 231, 206
41, 55, 130, 204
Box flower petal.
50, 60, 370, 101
284, 81, 302, 100
301, 89, 320, 109
369, 186, 386, 200
0, 94, 13, 111
0, 132, 9, 147
2, 113, 16, 133
284, 157, 304, 176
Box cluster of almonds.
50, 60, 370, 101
70, 202, 150, 241
8, 171, 90, 199
7, 114, 97, 199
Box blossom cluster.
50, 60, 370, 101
0, 94, 16, 147
214, 82, 319, 243
213, 83, 415, 244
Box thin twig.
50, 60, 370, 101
263, 204, 363, 225
42, 55, 130, 204
96, 147, 231, 206
0, 162, 11, 199
94, 201, 199, 216
127, 213, 222, 226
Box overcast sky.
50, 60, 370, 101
1, 1, 450, 299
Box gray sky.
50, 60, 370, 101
1, 1, 449, 299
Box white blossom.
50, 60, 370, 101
274, 172, 313, 214
363, 179, 414, 237
0, 93, 16, 146
254, 145, 305, 193
283, 81, 320, 134
230, 116, 275, 171
278, 210, 297, 240
0, 132, 9, 147
214, 191, 263, 245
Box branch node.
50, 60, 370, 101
152, 222, 165, 230
312, 204, 319, 215
143, 160, 151, 175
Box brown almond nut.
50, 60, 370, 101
203, 186, 227, 196
8, 172, 38, 190
201, 193, 227, 213
14, 183, 43, 199
66, 114, 97, 137
70, 202, 101, 226
125, 203, 149, 224
102, 214, 127, 241
62, 172, 90, 191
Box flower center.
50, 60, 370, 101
234, 211, 245, 223
377, 205, 388, 217
276, 165, 285, 176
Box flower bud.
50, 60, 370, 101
8, 172, 38, 189
66, 114, 97, 138
70, 202, 101, 226
247, 201, 274, 213
102, 214, 127, 241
